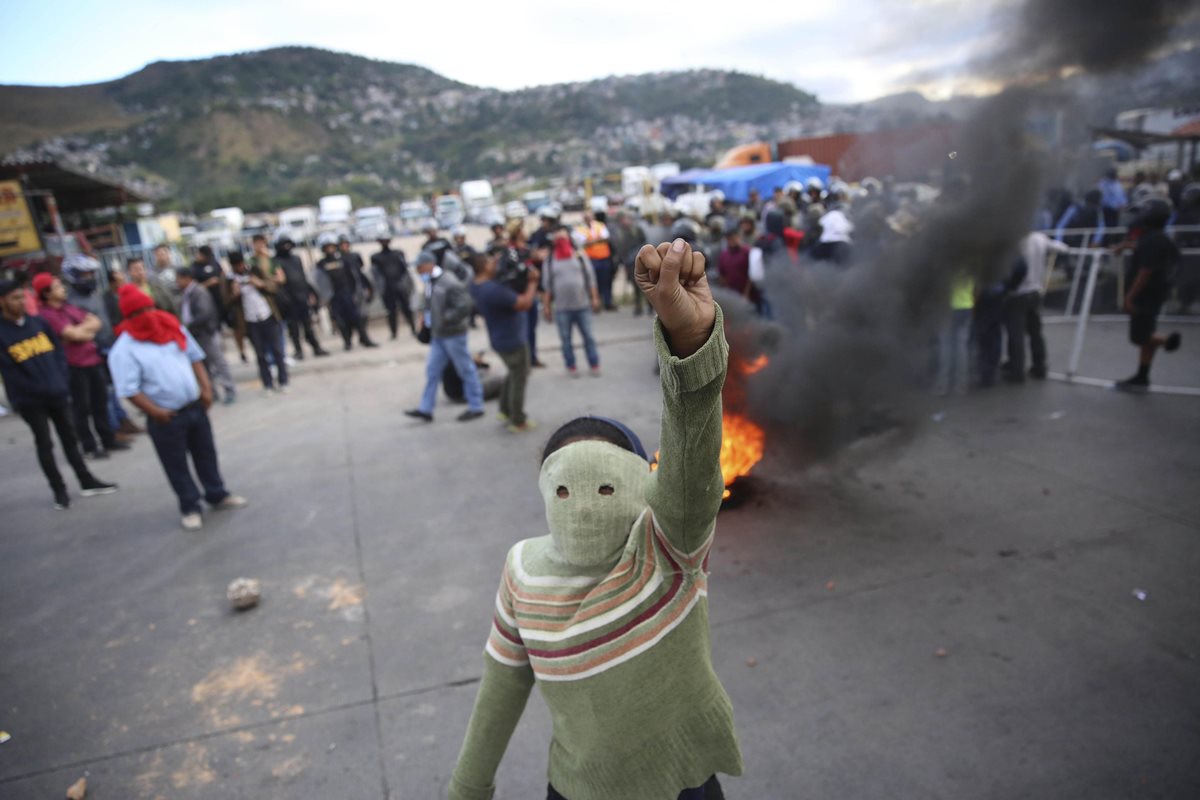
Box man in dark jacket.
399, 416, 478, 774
315, 234, 378, 350
609, 211, 649, 315
338, 235, 374, 317
371, 236, 416, 339
0, 276, 118, 508
1116, 199, 1183, 389
273, 237, 328, 359
404, 254, 484, 422
177, 267, 237, 404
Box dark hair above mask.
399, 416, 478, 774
542, 416, 648, 464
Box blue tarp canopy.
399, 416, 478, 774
659, 162, 832, 204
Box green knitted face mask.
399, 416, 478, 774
539, 440, 650, 567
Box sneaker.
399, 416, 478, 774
1115, 375, 1150, 391
589, 367, 602, 378
507, 420, 537, 433
1164, 332, 1181, 353
404, 409, 433, 422
80, 479, 118, 497
262, 388, 276, 397
107, 439, 132, 452
181, 512, 203, 531
284, 356, 297, 367
213, 494, 248, 510
277, 385, 289, 394
458, 409, 485, 422
567, 366, 579, 378
84, 449, 110, 460
223, 394, 237, 405
53, 488, 71, 510
343, 342, 353, 352
496, 412, 510, 422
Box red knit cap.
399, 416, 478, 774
118, 283, 155, 318
31, 273, 55, 295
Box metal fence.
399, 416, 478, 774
1037, 224, 1199, 383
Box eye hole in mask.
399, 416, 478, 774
598, 485, 615, 496
557, 486, 570, 499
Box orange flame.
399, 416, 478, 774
650, 413, 765, 501
719, 413, 765, 499
741, 354, 768, 375
651, 353, 768, 503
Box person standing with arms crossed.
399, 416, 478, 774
33, 273, 131, 459
0, 276, 118, 509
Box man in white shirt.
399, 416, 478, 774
1006, 231, 1070, 381
229, 251, 288, 393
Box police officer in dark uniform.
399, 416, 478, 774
370, 235, 416, 339
421, 224, 454, 267
315, 233, 378, 350
274, 236, 329, 359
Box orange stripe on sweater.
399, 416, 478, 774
531, 583, 702, 676
515, 550, 659, 631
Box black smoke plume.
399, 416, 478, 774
730, 0, 1198, 466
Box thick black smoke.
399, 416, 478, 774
731, 0, 1197, 466
999, 0, 1200, 80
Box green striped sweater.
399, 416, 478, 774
450, 306, 743, 800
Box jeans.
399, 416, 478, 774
548, 775, 722, 800
592, 256, 615, 308
935, 309, 972, 394
69, 363, 116, 453
197, 329, 237, 399
419, 334, 484, 414
1003, 291, 1045, 377
554, 308, 600, 369
146, 403, 229, 514
527, 300, 542, 363
246, 318, 288, 389
497, 345, 530, 425
18, 400, 93, 493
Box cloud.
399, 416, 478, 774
4, 0, 1185, 103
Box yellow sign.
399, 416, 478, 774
0, 180, 41, 258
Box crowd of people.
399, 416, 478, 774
3, 163, 1198, 517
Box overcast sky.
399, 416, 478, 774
5, 0, 1014, 103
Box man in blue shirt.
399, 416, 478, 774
1098, 168, 1127, 223
467, 251, 540, 432
107, 285, 246, 530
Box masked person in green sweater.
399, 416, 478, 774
450, 239, 742, 800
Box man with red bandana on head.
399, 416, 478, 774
107, 284, 247, 530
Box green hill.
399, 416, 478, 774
0, 47, 818, 210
